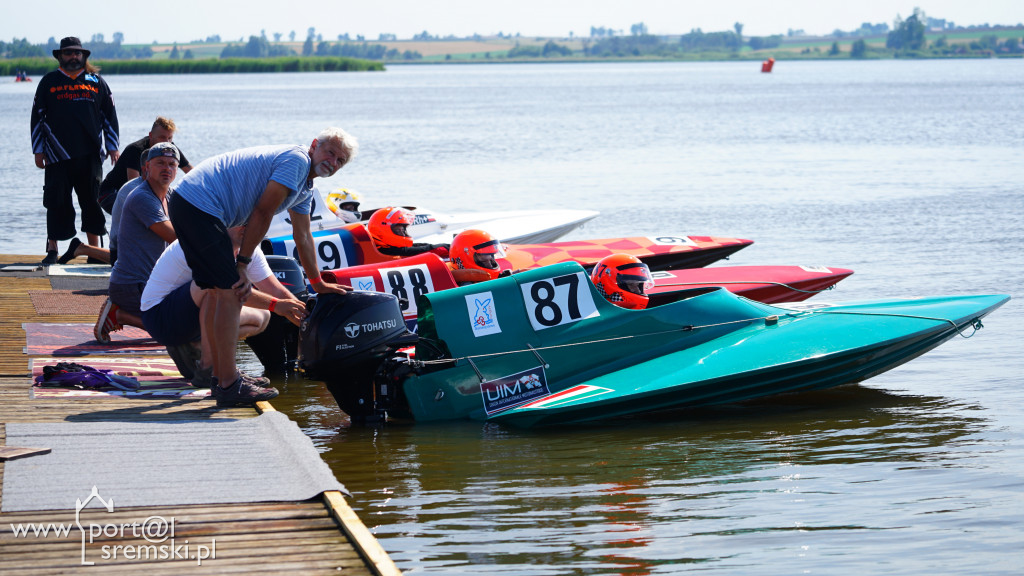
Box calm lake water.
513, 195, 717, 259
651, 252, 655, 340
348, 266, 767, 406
2, 60, 1023, 574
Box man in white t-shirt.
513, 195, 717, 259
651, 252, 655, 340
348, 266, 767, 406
141, 227, 305, 387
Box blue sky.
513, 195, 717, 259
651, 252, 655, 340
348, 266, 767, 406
3, 0, 1020, 45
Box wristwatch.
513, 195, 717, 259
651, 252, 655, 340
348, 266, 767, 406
236, 254, 252, 265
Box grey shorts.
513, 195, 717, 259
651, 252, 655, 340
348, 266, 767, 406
108, 281, 145, 317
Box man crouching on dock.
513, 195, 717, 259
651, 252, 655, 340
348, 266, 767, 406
168, 128, 356, 406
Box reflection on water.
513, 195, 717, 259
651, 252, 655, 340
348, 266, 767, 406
262, 358, 1011, 574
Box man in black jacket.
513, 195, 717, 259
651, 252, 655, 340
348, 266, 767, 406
98, 116, 192, 213
30, 36, 120, 265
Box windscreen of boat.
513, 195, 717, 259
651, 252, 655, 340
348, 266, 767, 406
647, 286, 720, 308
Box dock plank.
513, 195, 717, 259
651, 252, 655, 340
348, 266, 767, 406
0, 263, 401, 574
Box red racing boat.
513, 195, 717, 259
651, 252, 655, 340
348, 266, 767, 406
499, 234, 753, 272
320, 253, 852, 329
648, 265, 854, 304
263, 223, 753, 273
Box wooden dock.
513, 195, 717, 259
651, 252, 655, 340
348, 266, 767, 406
0, 256, 401, 574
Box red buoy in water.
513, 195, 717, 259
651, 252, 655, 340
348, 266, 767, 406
761, 57, 775, 73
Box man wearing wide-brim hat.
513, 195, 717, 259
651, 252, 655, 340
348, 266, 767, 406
51, 36, 92, 59
30, 36, 120, 266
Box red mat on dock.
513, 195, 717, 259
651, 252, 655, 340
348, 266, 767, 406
22, 323, 166, 356
29, 356, 208, 400
28, 289, 107, 315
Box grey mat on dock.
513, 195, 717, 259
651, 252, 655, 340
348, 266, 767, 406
1, 411, 346, 512
47, 264, 111, 291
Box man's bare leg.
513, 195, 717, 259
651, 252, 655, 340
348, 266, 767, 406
114, 310, 145, 331
76, 243, 110, 263
191, 283, 214, 373
208, 287, 243, 386
239, 308, 272, 339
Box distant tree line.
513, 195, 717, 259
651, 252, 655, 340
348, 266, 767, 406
886, 11, 927, 51
165, 44, 195, 60
584, 24, 747, 57
316, 41, 422, 61
1, 34, 152, 60
90, 57, 382, 74
508, 41, 572, 58
831, 22, 890, 38
0, 38, 43, 58
678, 27, 744, 51
70, 33, 153, 59
220, 34, 421, 61
884, 9, 1023, 56
748, 35, 784, 50
221, 36, 293, 58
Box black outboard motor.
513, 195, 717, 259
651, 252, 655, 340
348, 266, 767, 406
266, 255, 310, 300
245, 255, 309, 375
298, 291, 418, 421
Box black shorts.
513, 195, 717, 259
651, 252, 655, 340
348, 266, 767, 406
141, 282, 201, 346
168, 194, 237, 290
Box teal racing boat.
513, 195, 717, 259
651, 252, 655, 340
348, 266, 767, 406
298, 261, 1008, 427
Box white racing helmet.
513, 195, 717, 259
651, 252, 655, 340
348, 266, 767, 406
326, 188, 362, 223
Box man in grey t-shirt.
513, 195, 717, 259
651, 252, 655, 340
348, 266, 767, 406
95, 143, 179, 343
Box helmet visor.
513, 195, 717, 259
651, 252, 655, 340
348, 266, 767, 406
473, 238, 506, 257
392, 224, 410, 238
338, 203, 361, 222
616, 262, 655, 295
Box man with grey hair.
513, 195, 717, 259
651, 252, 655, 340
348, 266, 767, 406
168, 128, 356, 406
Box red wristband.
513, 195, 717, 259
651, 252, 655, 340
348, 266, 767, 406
268, 298, 278, 313
310, 275, 323, 285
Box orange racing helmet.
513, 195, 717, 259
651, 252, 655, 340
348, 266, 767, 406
450, 229, 506, 280
590, 254, 654, 310
367, 207, 415, 248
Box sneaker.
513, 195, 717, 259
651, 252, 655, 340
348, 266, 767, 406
212, 376, 278, 407
239, 371, 271, 386
41, 249, 58, 266
94, 297, 122, 344
57, 238, 82, 265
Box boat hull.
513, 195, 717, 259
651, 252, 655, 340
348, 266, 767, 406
395, 262, 1007, 426
490, 295, 1009, 427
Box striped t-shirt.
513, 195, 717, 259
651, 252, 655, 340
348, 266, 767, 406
173, 145, 314, 227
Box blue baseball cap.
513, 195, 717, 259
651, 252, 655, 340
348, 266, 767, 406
146, 142, 180, 163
